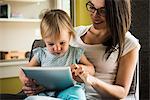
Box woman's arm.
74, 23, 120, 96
79, 47, 139, 99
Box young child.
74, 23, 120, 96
19, 9, 95, 100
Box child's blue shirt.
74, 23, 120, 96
33, 45, 84, 66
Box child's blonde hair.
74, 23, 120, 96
40, 9, 75, 40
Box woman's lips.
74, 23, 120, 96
93, 18, 103, 24
94, 21, 103, 24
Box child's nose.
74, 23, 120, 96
53, 45, 61, 51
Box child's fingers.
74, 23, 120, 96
74, 64, 79, 69
70, 64, 79, 76
70, 64, 77, 71
24, 77, 32, 84
75, 65, 84, 76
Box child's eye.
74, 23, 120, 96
60, 42, 65, 45
48, 43, 54, 46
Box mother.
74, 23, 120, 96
72, 0, 140, 99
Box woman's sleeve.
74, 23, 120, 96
122, 32, 141, 56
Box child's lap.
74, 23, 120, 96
24, 85, 86, 100
57, 84, 86, 100
24, 95, 62, 100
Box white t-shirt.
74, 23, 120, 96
70, 25, 140, 100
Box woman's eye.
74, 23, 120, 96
90, 6, 95, 10
99, 9, 105, 14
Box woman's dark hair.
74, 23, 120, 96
104, 0, 131, 61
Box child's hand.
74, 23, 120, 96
71, 64, 94, 85
19, 68, 45, 95
22, 79, 45, 96
70, 64, 84, 82
22, 83, 45, 96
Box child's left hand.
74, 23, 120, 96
70, 64, 84, 82
71, 64, 94, 85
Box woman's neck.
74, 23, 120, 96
81, 26, 110, 45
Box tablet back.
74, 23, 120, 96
22, 67, 74, 90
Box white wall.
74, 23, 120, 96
0, 22, 40, 51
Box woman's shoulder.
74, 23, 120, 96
122, 31, 141, 56
125, 31, 140, 46
74, 25, 91, 35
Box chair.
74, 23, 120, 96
29, 39, 46, 61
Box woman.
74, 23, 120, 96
71, 0, 140, 99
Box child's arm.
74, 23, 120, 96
19, 57, 39, 84
26, 56, 40, 66
78, 54, 95, 75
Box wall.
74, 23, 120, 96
75, 0, 91, 26
0, 22, 39, 51
130, 0, 150, 99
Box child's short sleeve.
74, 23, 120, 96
75, 47, 85, 63
32, 47, 43, 64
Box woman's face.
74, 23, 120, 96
88, 0, 106, 30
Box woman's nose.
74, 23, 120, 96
93, 10, 99, 17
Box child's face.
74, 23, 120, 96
44, 30, 70, 56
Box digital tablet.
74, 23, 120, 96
21, 66, 75, 90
